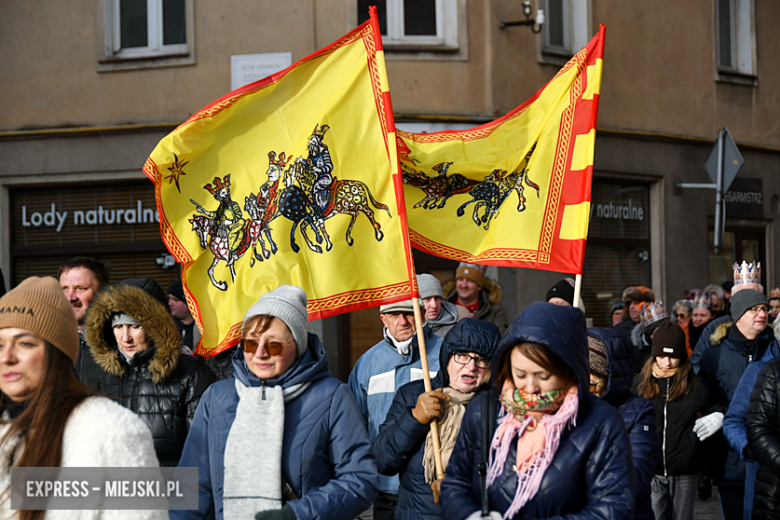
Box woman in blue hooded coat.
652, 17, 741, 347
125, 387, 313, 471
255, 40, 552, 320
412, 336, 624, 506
172, 285, 378, 520
373, 319, 501, 520
587, 328, 657, 520
440, 302, 635, 520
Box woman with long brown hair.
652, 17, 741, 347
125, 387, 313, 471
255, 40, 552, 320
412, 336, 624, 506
441, 302, 635, 520
633, 322, 710, 520
0, 277, 163, 520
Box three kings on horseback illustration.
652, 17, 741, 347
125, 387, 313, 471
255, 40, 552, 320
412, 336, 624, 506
189, 124, 391, 291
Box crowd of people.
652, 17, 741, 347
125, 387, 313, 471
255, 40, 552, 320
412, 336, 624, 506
0, 257, 779, 520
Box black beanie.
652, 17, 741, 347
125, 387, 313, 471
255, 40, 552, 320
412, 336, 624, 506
651, 322, 688, 359
547, 279, 575, 306
168, 279, 186, 302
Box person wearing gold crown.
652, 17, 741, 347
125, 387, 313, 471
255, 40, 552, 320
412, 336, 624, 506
688, 295, 715, 353
691, 260, 773, 519
194, 175, 247, 255
629, 300, 669, 372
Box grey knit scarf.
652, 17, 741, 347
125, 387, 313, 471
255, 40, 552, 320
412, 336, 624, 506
223, 378, 311, 518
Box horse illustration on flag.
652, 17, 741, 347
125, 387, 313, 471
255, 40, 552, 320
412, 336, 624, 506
401, 145, 540, 229
189, 124, 391, 291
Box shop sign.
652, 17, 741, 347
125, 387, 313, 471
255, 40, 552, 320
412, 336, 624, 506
20, 201, 160, 233
725, 177, 763, 219
591, 199, 644, 221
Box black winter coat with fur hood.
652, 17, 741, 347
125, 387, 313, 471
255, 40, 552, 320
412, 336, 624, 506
85, 282, 215, 467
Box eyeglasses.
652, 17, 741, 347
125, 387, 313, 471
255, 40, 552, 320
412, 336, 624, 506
240, 338, 294, 356
748, 305, 770, 315
589, 379, 604, 388
675, 313, 687, 319
452, 353, 490, 369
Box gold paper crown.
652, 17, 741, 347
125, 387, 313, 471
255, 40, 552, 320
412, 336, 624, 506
770, 288, 780, 300
733, 261, 761, 286
640, 301, 668, 327
692, 295, 712, 310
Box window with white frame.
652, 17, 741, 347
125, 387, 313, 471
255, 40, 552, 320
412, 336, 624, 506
716, 0, 756, 78
104, 0, 188, 59
541, 0, 589, 62
357, 0, 458, 50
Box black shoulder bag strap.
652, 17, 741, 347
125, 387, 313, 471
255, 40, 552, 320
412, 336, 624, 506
479, 389, 496, 518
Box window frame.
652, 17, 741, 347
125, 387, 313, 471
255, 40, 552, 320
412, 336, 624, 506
539, 0, 591, 65
98, 0, 195, 71
369, 0, 460, 52
715, 0, 757, 82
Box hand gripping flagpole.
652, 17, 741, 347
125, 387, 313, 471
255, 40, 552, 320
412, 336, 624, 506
412, 297, 446, 480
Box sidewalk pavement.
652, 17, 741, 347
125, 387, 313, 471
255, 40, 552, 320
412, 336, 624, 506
694, 492, 725, 520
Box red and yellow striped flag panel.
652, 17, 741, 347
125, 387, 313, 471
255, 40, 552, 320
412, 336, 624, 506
144, 10, 413, 357
400, 26, 605, 275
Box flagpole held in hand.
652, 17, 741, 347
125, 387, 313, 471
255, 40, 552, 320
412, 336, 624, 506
412, 297, 445, 480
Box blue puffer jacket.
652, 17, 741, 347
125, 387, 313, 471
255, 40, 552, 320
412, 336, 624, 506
171, 334, 378, 520
588, 327, 657, 520
723, 339, 780, 520
348, 326, 442, 494
441, 303, 635, 520
373, 320, 500, 520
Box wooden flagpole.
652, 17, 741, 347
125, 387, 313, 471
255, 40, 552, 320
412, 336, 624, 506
411, 297, 445, 479
573, 274, 583, 310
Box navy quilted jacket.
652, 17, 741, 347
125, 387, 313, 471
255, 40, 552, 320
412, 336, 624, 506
373, 320, 500, 520
589, 327, 657, 520
172, 334, 378, 520
441, 303, 635, 520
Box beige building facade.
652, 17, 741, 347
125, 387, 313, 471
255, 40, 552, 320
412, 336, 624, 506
1, 1, 778, 379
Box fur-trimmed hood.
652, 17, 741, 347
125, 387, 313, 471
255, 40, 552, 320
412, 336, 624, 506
85, 283, 181, 384
709, 320, 734, 347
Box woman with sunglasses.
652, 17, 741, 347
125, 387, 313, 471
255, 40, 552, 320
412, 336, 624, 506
373, 319, 500, 520
587, 328, 657, 520
670, 300, 693, 356
633, 322, 710, 520
173, 285, 377, 520
441, 303, 635, 520
0, 277, 164, 520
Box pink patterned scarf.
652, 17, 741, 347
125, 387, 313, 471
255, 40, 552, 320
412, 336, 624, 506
487, 380, 579, 519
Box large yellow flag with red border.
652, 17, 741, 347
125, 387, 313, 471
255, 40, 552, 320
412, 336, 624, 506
400, 26, 605, 275
144, 9, 414, 357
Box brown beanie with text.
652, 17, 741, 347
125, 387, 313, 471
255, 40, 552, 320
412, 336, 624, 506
0, 277, 79, 364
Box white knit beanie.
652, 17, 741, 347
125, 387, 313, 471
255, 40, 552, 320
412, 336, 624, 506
243, 285, 309, 357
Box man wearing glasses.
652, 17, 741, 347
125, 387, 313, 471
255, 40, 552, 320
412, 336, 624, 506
58, 256, 109, 389
348, 300, 443, 520
697, 288, 774, 519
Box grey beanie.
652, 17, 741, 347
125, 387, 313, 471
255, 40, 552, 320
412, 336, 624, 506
243, 285, 309, 357
730, 288, 768, 323
111, 313, 139, 328
417, 274, 443, 300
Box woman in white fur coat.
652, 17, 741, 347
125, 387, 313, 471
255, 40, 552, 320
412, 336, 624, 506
0, 276, 165, 520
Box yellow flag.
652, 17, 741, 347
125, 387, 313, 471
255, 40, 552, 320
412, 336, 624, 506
400, 26, 605, 275
144, 11, 414, 356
